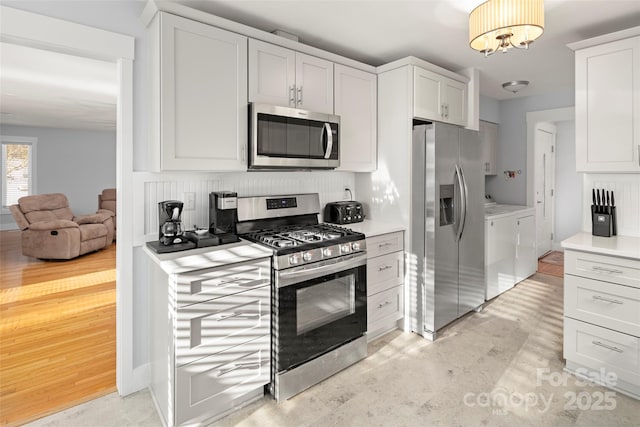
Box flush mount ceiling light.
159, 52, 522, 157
469, 0, 544, 57
502, 80, 529, 94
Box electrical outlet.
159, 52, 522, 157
184, 192, 196, 211
344, 187, 352, 200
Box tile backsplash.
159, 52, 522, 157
582, 174, 640, 237
134, 171, 355, 244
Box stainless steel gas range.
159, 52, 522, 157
236, 193, 367, 401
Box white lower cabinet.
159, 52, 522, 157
563, 249, 640, 399
365, 231, 404, 341
148, 252, 271, 426
485, 211, 537, 300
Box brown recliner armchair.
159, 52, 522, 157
98, 188, 116, 236
9, 193, 114, 260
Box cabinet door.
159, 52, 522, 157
159, 13, 247, 171
515, 215, 537, 282
485, 216, 516, 300
413, 66, 443, 121
442, 77, 467, 127
480, 120, 498, 175
248, 39, 296, 107
575, 36, 640, 172
334, 64, 377, 172
295, 52, 334, 113
175, 335, 270, 426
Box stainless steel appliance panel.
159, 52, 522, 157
250, 103, 340, 169
410, 122, 484, 339
458, 128, 486, 315
433, 123, 463, 331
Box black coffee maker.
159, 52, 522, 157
159, 200, 186, 245
209, 191, 240, 244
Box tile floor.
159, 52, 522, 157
26, 273, 640, 426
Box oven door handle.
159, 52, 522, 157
276, 253, 367, 288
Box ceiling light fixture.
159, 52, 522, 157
469, 0, 544, 57
502, 80, 529, 94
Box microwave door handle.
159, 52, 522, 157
323, 123, 333, 159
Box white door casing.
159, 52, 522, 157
535, 123, 556, 257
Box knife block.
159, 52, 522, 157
591, 205, 617, 237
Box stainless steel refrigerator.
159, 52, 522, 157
410, 122, 485, 340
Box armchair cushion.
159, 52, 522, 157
28, 219, 79, 231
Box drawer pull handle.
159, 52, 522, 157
217, 361, 261, 377
592, 266, 623, 274
216, 311, 259, 321
378, 242, 393, 248
592, 295, 623, 304
378, 265, 393, 272
592, 341, 623, 353
378, 301, 392, 309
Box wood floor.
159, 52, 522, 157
537, 250, 564, 277
0, 230, 116, 426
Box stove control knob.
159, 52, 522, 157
322, 248, 333, 257
303, 252, 313, 262
289, 254, 300, 265
341, 244, 351, 254
351, 242, 361, 251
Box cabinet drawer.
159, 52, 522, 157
175, 335, 269, 426
176, 285, 270, 366
565, 275, 640, 337
366, 231, 404, 258
564, 317, 640, 387
175, 259, 270, 307
367, 286, 402, 331
565, 250, 640, 289
367, 251, 403, 296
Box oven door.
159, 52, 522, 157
274, 253, 366, 372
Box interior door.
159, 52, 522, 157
534, 125, 556, 257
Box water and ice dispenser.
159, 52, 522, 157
439, 184, 454, 226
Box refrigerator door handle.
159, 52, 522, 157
454, 165, 466, 242
458, 165, 469, 239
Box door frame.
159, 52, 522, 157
0, 6, 138, 395
534, 122, 556, 257
526, 108, 574, 253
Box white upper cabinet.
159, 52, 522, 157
413, 66, 467, 127
480, 120, 498, 175
249, 39, 334, 114
574, 35, 640, 172
334, 64, 377, 172
151, 12, 248, 171
248, 39, 295, 107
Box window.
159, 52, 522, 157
1, 136, 37, 211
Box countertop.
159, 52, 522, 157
143, 239, 273, 275
485, 204, 536, 220
561, 232, 640, 260
345, 219, 406, 237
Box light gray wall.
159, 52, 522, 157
553, 120, 582, 244
486, 91, 574, 205
479, 95, 500, 123
1, 124, 116, 229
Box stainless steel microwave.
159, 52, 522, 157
249, 103, 340, 170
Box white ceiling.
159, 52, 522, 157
1, 0, 639, 131
0, 42, 117, 131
